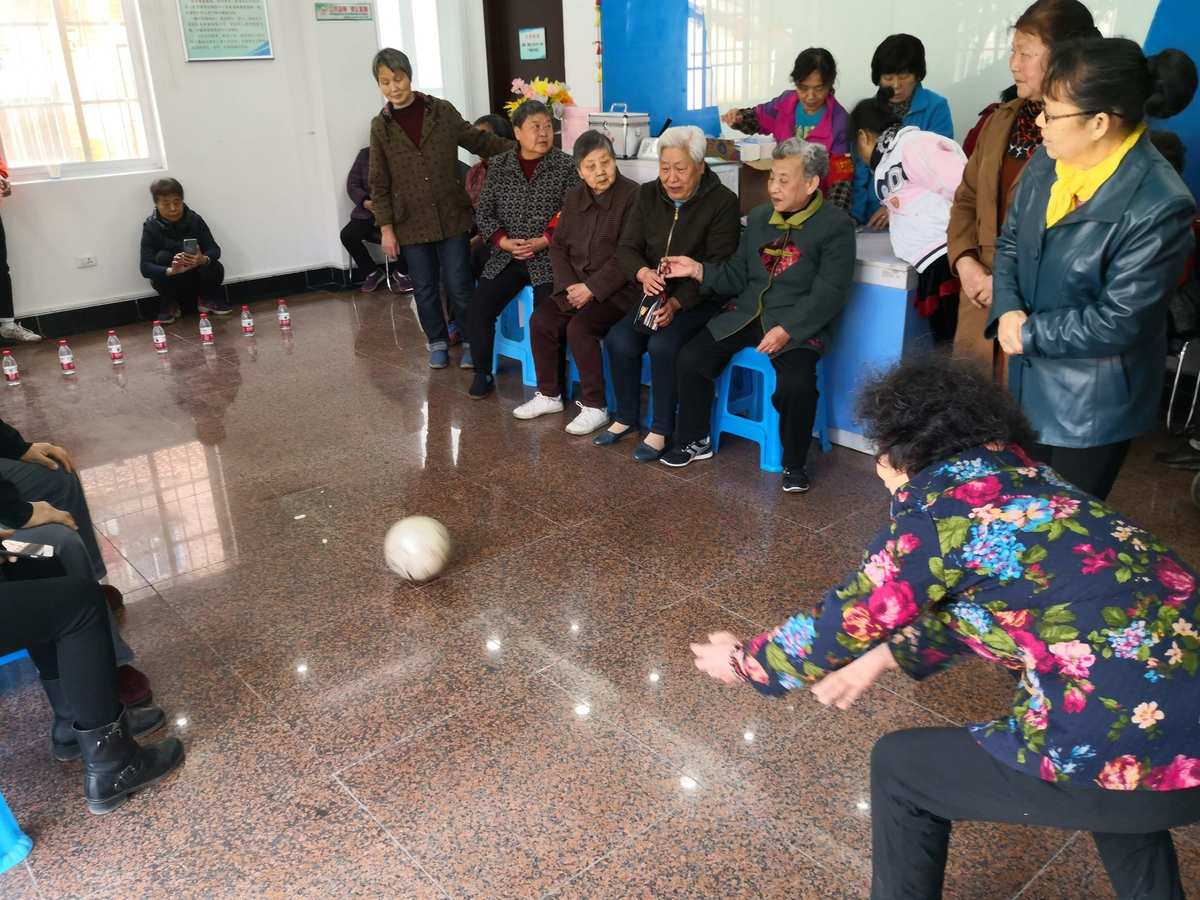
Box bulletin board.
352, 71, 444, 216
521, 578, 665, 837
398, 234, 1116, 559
178, 0, 275, 62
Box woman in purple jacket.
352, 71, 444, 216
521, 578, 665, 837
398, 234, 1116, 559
694, 356, 1200, 899
722, 48, 854, 209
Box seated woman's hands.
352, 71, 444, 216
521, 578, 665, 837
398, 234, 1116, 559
652, 297, 682, 328
22, 500, 78, 531
636, 266, 667, 295
810, 642, 898, 710
565, 283, 594, 309
20, 442, 74, 473
661, 255, 702, 282
756, 325, 791, 356
500, 236, 549, 260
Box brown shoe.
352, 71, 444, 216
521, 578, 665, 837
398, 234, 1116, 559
117, 665, 153, 708
102, 584, 124, 611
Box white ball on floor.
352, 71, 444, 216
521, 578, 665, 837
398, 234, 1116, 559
384, 516, 451, 582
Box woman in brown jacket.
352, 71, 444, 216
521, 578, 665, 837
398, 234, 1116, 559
512, 131, 640, 435
367, 49, 513, 370
947, 0, 1098, 377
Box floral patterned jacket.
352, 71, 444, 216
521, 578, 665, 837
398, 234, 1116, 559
745, 445, 1200, 791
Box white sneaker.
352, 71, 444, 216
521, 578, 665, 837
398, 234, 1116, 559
0, 322, 42, 342
565, 402, 611, 435
513, 392, 564, 420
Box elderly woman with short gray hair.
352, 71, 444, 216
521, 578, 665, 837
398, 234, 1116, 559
513, 130, 642, 435
661, 138, 856, 493
598, 125, 741, 461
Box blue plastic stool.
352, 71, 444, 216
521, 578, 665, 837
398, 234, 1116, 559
0, 649, 34, 872
0, 789, 31, 874
491, 286, 538, 387
710, 349, 830, 473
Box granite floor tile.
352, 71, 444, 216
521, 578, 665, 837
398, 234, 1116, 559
0, 861, 38, 900
548, 805, 858, 900
5, 290, 1198, 898
339, 683, 688, 898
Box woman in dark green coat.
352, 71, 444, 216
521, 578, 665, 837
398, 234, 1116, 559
661, 138, 856, 493
987, 38, 1197, 499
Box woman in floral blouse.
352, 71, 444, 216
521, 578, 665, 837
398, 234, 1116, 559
693, 356, 1200, 899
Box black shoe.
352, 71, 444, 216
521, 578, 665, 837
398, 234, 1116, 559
199, 300, 233, 316
782, 467, 810, 493
593, 425, 634, 447
157, 311, 177, 325
660, 437, 713, 468
1165, 456, 1200, 471
468, 373, 494, 399
633, 440, 665, 462
43, 679, 166, 762
76, 709, 185, 815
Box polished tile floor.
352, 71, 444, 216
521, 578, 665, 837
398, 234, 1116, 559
1, 289, 1199, 898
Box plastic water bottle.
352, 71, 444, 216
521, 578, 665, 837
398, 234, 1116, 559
58, 339, 76, 375
2, 349, 19, 386
106, 329, 125, 364
152, 320, 168, 354
276, 299, 291, 330
240, 304, 255, 336
198, 312, 214, 344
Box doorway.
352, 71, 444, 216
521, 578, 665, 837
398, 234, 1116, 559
482, 0, 566, 118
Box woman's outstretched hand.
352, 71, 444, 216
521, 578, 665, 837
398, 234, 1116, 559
811, 642, 898, 710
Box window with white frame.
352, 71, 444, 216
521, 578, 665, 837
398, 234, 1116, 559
686, 0, 797, 112
0, 0, 162, 179
375, 0, 445, 97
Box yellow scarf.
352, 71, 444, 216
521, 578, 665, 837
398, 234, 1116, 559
1046, 123, 1146, 228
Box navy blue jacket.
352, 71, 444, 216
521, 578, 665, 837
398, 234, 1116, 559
987, 135, 1196, 448
139, 205, 222, 281
850, 83, 953, 224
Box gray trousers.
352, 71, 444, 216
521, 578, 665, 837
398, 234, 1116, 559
0, 457, 134, 665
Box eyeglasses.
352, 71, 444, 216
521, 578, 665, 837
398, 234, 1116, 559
1040, 109, 1105, 124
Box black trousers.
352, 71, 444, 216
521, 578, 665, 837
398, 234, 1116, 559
675, 321, 820, 469
150, 260, 226, 317
340, 217, 406, 279
605, 300, 719, 436
871, 727, 1200, 900
0, 563, 121, 730
1030, 439, 1131, 501
468, 261, 552, 374
0, 213, 12, 319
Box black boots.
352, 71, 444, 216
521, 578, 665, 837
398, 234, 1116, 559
41, 679, 166, 762
75, 709, 185, 815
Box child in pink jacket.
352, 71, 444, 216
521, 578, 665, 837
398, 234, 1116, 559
849, 92, 967, 344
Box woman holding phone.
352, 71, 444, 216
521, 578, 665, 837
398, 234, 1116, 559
139, 177, 227, 323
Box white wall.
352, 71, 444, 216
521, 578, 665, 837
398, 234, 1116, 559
562, 0, 600, 111
5, 0, 382, 317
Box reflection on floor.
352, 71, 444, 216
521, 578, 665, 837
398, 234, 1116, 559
1, 290, 1198, 898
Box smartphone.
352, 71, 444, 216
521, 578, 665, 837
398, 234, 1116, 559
1, 540, 55, 559
182, 238, 200, 256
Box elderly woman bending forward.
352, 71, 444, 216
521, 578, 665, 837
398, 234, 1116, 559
693, 356, 1200, 899
661, 139, 855, 494
511, 130, 641, 435
596, 126, 741, 462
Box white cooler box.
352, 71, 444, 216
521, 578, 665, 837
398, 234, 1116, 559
588, 103, 650, 159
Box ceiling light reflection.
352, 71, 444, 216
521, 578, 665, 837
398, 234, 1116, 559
574, 703, 591, 717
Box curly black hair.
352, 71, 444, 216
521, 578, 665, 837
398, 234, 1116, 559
855, 354, 1035, 476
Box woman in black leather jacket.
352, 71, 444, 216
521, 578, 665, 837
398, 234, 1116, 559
988, 38, 1197, 499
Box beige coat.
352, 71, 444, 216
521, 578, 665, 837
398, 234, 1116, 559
946, 99, 1023, 377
